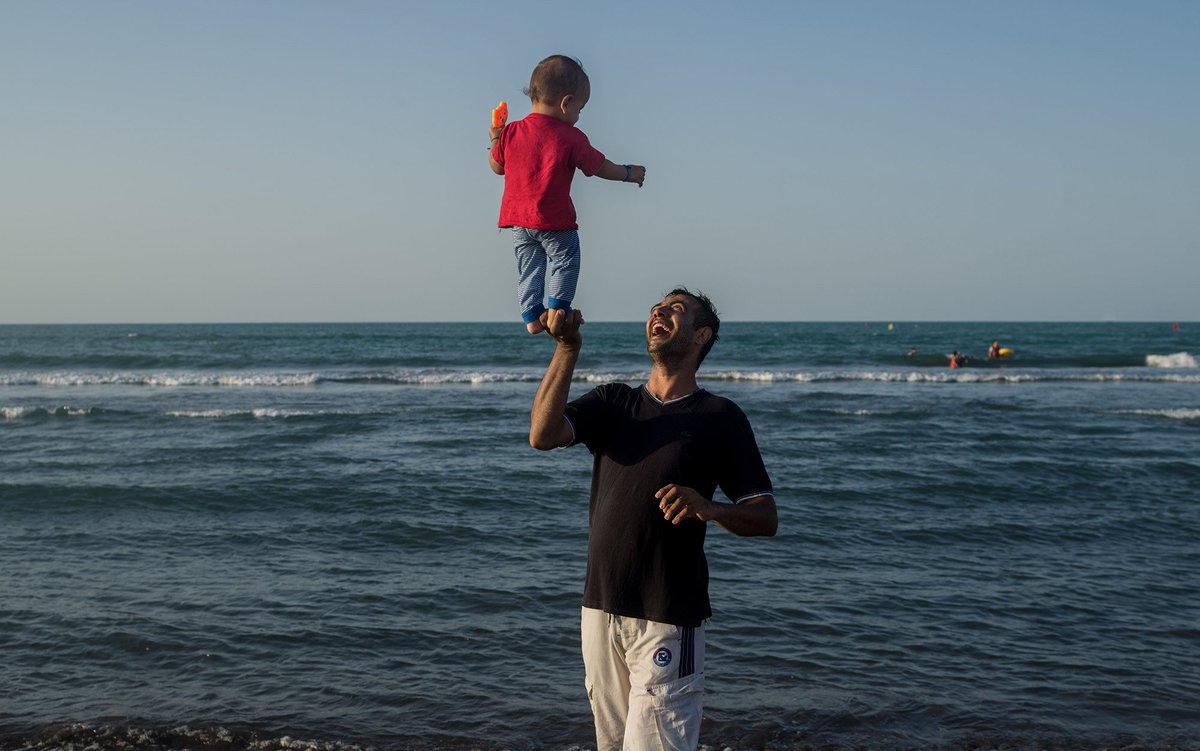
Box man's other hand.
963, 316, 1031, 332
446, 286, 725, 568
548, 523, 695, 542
656, 484, 719, 525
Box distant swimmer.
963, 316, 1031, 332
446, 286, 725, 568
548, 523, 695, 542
907, 347, 918, 357
988, 340, 1000, 359
949, 351, 967, 368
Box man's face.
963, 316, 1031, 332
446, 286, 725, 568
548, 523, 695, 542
646, 294, 700, 360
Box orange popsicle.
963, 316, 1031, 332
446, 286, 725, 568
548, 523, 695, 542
491, 101, 508, 129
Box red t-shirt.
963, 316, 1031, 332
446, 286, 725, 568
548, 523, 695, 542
492, 113, 606, 231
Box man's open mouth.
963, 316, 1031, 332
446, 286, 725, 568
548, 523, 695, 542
650, 321, 671, 338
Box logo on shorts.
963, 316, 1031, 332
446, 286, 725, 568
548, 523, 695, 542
652, 648, 673, 667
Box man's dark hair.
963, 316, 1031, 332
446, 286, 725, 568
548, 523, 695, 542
668, 287, 720, 365
524, 55, 589, 105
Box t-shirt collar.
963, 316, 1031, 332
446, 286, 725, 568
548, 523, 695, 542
640, 384, 703, 406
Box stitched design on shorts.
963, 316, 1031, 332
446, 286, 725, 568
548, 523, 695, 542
652, 647, 673, 668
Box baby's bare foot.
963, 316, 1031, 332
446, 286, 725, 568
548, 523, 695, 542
526, 320, 545, 335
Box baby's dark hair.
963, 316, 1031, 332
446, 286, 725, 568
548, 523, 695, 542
524, 55, 589, 105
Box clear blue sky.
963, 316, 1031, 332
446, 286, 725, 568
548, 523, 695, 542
3, 1, 1197, 323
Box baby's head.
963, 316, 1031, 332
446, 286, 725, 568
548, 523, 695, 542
525, 55, 590, 117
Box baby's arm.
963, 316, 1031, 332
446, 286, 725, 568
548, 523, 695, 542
488, 126, 504, 175
594, 159, 645, 187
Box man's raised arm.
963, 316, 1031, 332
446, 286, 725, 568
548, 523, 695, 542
530, 309, 585, 450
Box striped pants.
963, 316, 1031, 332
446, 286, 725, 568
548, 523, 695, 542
511, 227, 581, 324
581, 607, 706, 751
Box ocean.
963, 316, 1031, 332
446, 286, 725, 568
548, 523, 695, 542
2, 321, 1198, 751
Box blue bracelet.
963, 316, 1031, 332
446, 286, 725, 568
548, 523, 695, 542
624, 164, 631, 182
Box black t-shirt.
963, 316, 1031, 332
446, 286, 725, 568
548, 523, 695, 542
565, 383, 773, 627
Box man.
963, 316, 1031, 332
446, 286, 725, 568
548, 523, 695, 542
530, 288, 777, 751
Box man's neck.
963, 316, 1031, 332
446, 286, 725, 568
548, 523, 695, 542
645, 365, 700, 403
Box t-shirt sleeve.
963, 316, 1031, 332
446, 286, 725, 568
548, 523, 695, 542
563, 383, 620, 453
572, 130, 606, 177
717, 402, 774, 504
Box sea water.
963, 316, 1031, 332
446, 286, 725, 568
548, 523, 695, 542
2, 321, 1198, 751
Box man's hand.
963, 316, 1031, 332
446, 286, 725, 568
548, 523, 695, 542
656, 484, 719, 525
541, 308, 584, 349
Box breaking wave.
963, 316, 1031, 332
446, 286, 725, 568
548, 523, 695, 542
699, 369, 1200, 384
1113, 408, 1200, 421
2, 405, 102, 420
0, 372, 323, 387
4, 367, 1200, 390
165, 409, 366, 419
1146, 352, 1198, 368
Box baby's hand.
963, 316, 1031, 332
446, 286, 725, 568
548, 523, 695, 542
628, 164, 646, 187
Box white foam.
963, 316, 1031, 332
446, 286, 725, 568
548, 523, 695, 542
251, 735, 363, 751
166, 408, 343, 419
147, 373, 322, 387
1114, 408, 1200, 421
1146, 352, 1197, 368
5, 367, 1200, 390
698, 369, 1200, 385
167, 409, 250, 418
704, 369, 1028, 384
580, 371, 645, 383
2, 405, 94, 419
0, 372, 322, 387
401, 371, 537, 385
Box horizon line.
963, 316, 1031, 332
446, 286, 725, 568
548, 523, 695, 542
1, 319, 1196, 327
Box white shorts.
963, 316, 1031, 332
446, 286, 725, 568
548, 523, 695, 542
581, 607, 706, 751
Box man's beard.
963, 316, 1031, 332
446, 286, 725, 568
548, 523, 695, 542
647, 332, 692, 367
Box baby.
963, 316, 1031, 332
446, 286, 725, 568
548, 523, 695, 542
489, 55, 646, 334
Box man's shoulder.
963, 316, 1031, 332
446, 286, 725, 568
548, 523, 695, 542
595, 381, 636, 401
570, 381, 635, 406
695, 389, 747, 415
